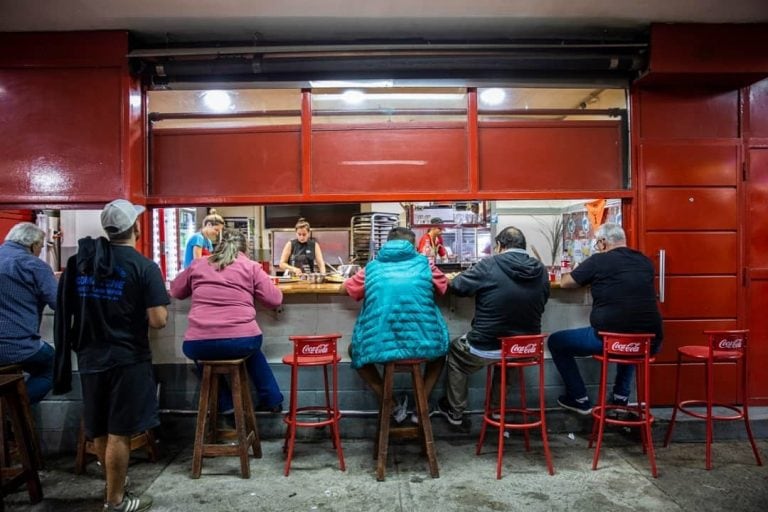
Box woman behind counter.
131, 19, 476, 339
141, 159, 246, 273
183, 211, 225, 268
171, 228, 284, 413
278, 218, 326, 276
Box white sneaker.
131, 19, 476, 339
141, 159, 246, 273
392, 395, 408, 424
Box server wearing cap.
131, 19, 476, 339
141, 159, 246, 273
54, 199, 169, 512
417, 218, 448, 262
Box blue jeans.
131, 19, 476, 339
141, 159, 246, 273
183, 335, 283, 412
548, 327, 660, 402
17, 342, 54, 405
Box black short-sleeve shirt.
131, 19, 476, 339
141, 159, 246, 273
74, 245, 170, 372
570, 247, 663, 342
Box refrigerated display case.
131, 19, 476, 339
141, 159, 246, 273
153, 207, 197, 281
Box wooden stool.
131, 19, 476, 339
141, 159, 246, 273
74, 418, 159, 474
375, 359, 438, 481
0, 374, 42, 505
192, 359, 261, 479
0, 364, 43, 470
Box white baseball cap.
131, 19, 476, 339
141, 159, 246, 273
101, 199, 145, 234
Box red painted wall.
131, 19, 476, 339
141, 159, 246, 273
0, 210, 34, 240
0, 32, 140, 208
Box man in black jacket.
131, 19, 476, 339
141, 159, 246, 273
435, 226, 550, 431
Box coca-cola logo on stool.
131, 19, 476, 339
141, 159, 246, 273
507, 343, 537, 355
611, 341, 641, 353
301, 343, 330, 355
717, 338, 743, 350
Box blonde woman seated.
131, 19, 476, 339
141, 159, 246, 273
171, 228, 284, 413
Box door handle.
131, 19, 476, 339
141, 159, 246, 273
658, 249, 666, 303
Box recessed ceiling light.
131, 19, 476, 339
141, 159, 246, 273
479, 88, 506, 106
202, 90, 232, 111
341, 90, 366, 104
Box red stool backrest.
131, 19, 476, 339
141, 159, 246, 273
289, 333, 341, 361
705, 329, 748, 357
499, 334, 545, 361
598, 332, 653, 359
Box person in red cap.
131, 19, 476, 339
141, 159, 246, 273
417, 218, 447, 262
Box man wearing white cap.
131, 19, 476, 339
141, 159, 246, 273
54, 199, 169, 512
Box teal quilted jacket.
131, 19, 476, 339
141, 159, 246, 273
350, 240, 449, 369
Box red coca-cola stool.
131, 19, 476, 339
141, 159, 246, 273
663, 329, 763, 470
282, 334, 345, 476
589, 332, 658, 478
477, 334, 554, 478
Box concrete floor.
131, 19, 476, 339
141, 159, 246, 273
5, 426, 767, 512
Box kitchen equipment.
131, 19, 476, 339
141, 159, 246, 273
351, 212, 399, 265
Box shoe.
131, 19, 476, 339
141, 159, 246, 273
105, 491, 153, 512
435, 397, 463, 426
610, 395, 629, 407
255, 403, 283, 413
392, 395, 408, 424
410, 412, 419, 425
557, 395, 593, 416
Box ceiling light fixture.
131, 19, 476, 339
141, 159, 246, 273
202, 90, 232, 111
479, 88, 506, 106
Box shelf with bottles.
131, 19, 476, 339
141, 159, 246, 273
408, 201, 489, 227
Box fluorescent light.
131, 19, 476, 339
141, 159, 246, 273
315, 93, 466, 102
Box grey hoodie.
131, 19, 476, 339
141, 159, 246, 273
449, 249, 550, 351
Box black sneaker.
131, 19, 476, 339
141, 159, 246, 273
105, 491, 153, 512
434, 397, 464, 426
255, 403, 283, 413
557, 395, 593, 415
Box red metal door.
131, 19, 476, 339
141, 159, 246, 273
746, 149, 768, 402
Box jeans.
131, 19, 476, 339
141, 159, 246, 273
17, 342, 54, 405
183, 335, 283, 412
548, 326, 663, 402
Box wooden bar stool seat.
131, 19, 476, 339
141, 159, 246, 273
375, 359, 438, 481
0, 374, 42, 505
0, 364, 43, 470
74, 419, 159, 474
191, 358, 261, 479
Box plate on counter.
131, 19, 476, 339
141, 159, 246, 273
324, 275, 346, 283
278, 276, 300, 283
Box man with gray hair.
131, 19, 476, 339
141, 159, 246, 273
0, 222, 57, 404
549, 223, 663, 415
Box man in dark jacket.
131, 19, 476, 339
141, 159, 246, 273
435, 226, 550, 431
